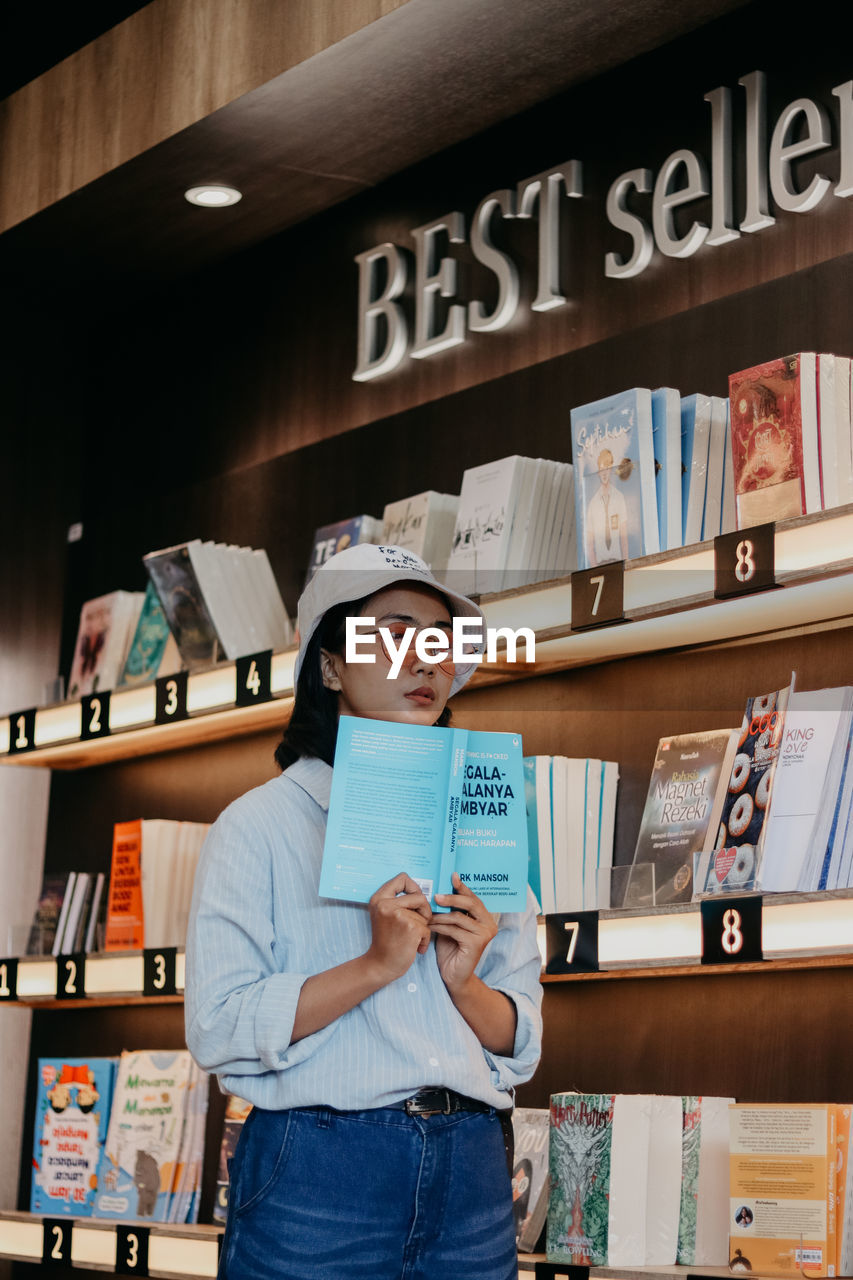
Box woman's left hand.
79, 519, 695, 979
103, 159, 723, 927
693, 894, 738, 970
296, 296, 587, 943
430, 873, 497, 992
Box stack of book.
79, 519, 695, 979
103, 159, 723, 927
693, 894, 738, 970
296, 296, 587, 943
144, 539, 294, 668
729, 352, 853, 527
49, 872, 108, 955
104, 818, 210, 951
305, 513, 384, 585
547, 1092, 733, 1268
444, 455, 576, 595
524, 755, 619, 914
570, 386, 734, 567
381, 489, 459, 574
30, 1052, 208, 1225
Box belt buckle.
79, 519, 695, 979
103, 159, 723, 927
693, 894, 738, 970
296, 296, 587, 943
405, 1088, 452, 1116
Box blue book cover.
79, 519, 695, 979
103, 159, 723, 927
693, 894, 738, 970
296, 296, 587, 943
570, 387, 659, 569
651, 387, 682, 552
93, 1049, 194, 1222
31, 1057, 117, 1216
321, 716, 528, 911
119, 581, 172, 686
680, 393, 712, 546
522, 757, 542, 908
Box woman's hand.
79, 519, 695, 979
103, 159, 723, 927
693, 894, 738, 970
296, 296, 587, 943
430, 873, 497, 992
365, 872, 432, 983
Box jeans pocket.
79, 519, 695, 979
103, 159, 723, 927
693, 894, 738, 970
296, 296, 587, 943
230, 1108, 296, 1219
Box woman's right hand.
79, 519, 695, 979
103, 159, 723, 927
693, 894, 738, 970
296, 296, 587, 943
366, 872, 432, 982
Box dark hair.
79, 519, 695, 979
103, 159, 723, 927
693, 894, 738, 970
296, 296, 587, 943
274, 594, 452, 771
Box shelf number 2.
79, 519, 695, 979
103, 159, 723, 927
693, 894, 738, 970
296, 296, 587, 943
721, 908, 744, 955
50, 1225, 65, 1261
63, 958, 78, 994
735, 539, 755, 583
88, 698, 102, 734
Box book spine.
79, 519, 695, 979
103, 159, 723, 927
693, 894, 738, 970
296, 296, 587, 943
435, 728, 468, 907
51, 873, 77, 957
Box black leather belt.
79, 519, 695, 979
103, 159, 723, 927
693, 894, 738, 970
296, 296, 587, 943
397, 1087, 492, 1116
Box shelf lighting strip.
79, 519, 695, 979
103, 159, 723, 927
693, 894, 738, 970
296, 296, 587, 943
0, 1215, 220, 1277
11, 952, 186, 1001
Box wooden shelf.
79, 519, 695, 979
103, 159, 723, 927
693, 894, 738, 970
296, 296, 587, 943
0, 1212, 221, 1278
517, 1261, 747, 1278
2, 506, 852, 771
1, 950, 185, 1006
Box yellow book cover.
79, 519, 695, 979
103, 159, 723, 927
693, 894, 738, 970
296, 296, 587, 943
729, 1103, 837, 1277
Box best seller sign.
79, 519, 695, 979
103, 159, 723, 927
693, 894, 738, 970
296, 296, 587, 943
352, 70, 852, 382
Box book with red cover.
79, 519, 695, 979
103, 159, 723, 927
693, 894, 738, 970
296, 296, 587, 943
728, 353, 821, 526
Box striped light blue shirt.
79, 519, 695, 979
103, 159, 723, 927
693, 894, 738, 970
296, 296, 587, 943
185, 756, 543, 1111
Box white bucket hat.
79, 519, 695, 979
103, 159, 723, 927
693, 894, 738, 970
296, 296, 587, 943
295, 543, 485, 696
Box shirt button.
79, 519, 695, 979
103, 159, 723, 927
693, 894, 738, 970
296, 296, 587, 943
429, 1057, 439, 1067
407, 982, 417, 993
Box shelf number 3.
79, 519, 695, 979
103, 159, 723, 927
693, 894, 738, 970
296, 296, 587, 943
163, 680, 179, 717
152, 953, 167, 990
735, 539, 755, 583
721, 908, 744, 956
50, 1225, 65, 1261
125, 1233, 139, 1268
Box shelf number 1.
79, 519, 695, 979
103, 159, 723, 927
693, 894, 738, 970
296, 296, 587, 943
0, 959, 16, 1000
8, 708, 36, 755
15, 714, 29, 749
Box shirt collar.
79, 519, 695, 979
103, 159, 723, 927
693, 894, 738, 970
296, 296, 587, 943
283, 755, 333, 812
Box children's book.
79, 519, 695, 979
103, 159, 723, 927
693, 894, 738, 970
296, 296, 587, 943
729, 1103, 837, 1277
512, 1107, 550, 1253
93, 1049, 194, 1222
631, 728, 739, 905
320, 716, 528, 911
728, 352, 822, 525
570, 388, 659, 568
696, 679, 793, 895
31, 1058, 117, 1216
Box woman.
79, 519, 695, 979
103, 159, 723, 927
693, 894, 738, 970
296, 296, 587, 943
185, 543, 543, 1280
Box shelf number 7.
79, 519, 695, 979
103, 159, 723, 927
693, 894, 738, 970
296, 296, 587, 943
563, 921, 580, 964
589, 575, 605, 617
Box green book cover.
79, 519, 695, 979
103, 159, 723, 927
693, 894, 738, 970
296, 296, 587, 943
547, 1094, 615, 1265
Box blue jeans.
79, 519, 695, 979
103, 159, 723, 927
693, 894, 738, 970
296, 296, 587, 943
220, 1103, 517, 1280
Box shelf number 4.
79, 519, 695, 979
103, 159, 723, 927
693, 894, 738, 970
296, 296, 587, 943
236, 651, 272, 707
245, 660, 261, 698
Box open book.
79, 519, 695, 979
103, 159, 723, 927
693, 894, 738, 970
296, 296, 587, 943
320, 716, 528, 911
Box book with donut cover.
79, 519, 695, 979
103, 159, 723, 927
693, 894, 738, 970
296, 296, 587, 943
696, 679, 794, 895
629, 729, 739, 906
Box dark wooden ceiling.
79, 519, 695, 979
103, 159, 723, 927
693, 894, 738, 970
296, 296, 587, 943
0, 0, 752, 299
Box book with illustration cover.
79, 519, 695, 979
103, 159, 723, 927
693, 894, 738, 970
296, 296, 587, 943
67, 590, 144, 699
728, 353, 822, 525
630, 729, 739, 906
381, 490, 459, 574
118, 581, 177, 686
31, 1058, 117, 1216
305, 515, 383, 585
697, 680, 793, 895
93, 1049, 194, 1222
512, 1107, 550, 1253
570, 388, 659, 569
143, 541, 223, 668
445, 455, 530, 594
320, 715, 528, 911
677, 1095, 735, 1266
547, 1092, 652, 1266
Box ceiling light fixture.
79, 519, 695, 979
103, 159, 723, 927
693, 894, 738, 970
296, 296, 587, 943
184, 185, 242, 208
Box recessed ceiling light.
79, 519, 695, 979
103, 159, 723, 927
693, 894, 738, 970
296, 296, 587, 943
184, 185, 242, 208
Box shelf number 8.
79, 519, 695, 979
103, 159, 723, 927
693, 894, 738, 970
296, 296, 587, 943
735, 539, 755, 583
721, 908, 744, 955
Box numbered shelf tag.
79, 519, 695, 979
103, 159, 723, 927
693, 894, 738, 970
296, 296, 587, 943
236, 650, 273, 706
155, 671, 189, 724
545, 912, 599, 974
0, 957, 18, 1001
55, 952, 87, 1000
8, 707, 37, 755
143, 946, 178, 996
80, 690, 111, 740
534, 1263, 589, 1280
116, 1224, 150, 1275
42, 1219, 73, 1266
714, 523, 775, 598
701, 896, 763, 964
570, 564, 624, 631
